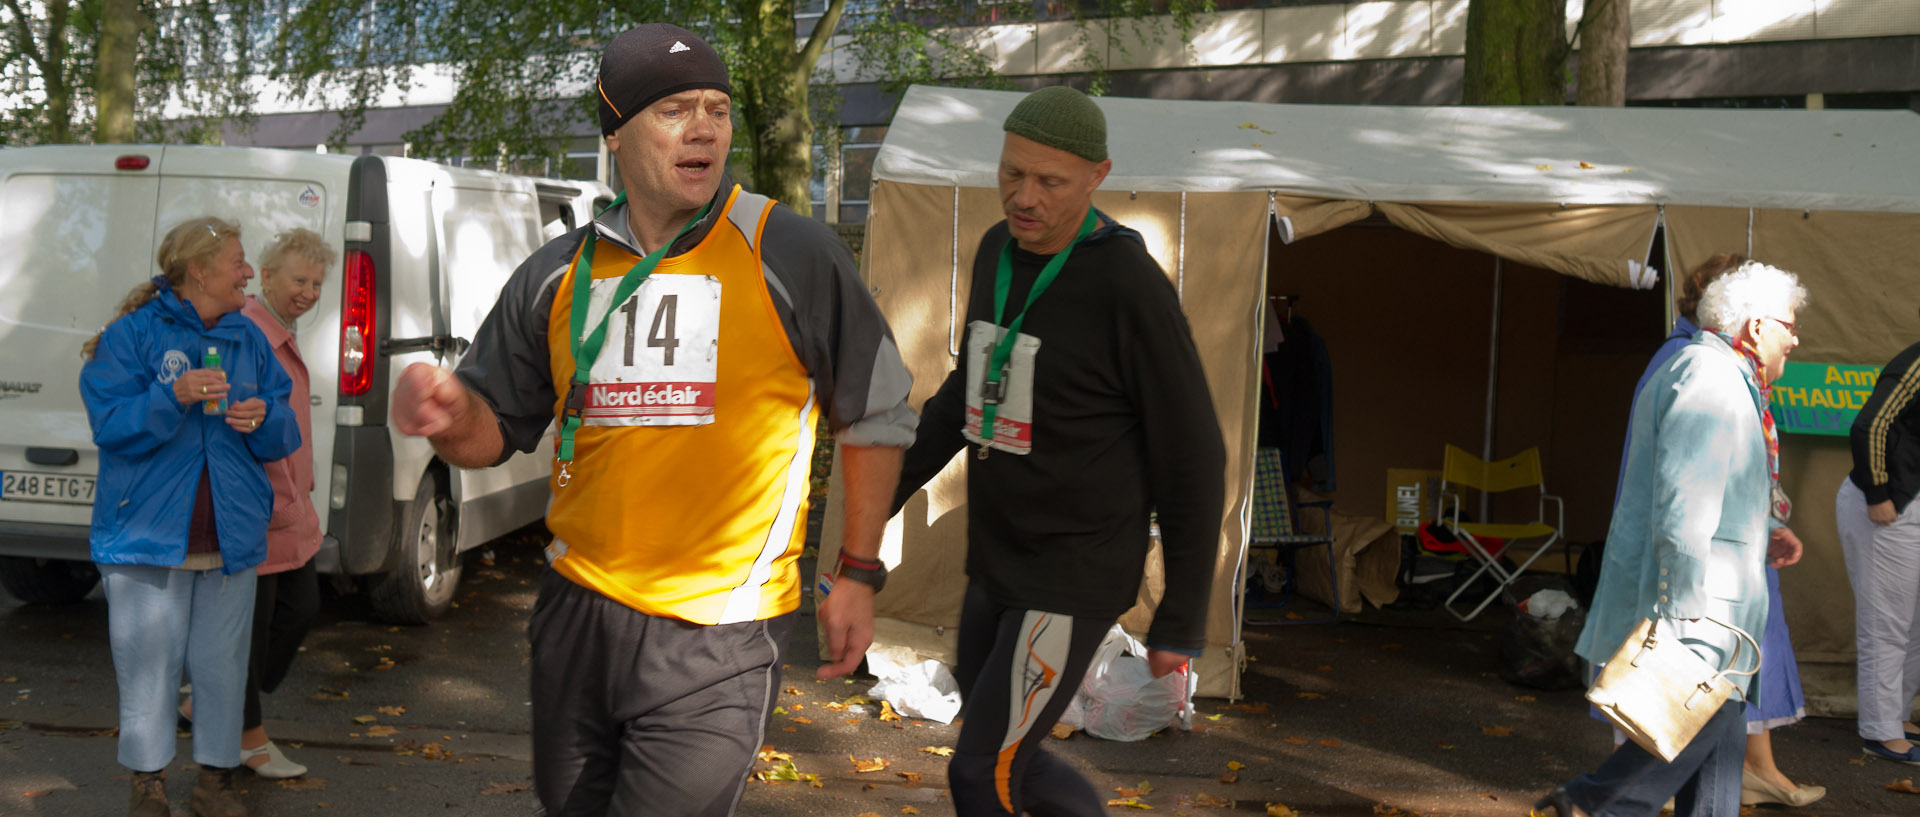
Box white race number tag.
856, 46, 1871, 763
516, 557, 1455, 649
580, 274, 721, 426
962, 320, 1039, 455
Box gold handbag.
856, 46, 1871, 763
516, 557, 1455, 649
1585, 616, 1761, 763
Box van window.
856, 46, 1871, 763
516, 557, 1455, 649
539, 198, 572, 241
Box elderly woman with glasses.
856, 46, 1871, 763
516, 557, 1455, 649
1536, 261, 1807, 817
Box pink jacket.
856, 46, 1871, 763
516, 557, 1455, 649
243, 297, 321, 574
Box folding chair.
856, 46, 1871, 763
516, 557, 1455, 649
1247, 447, 1339, 624
1438, 444, 1564, 621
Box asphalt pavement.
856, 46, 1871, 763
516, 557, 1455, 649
4, 533, 1917, 817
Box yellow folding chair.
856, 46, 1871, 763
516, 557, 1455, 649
1438, 444, 1564, 621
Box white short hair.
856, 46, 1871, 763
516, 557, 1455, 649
1695, 261, 1808, 332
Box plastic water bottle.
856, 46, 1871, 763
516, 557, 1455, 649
202, 346, 227, 415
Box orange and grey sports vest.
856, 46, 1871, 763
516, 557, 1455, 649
542, 187, 818, 625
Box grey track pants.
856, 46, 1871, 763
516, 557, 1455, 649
528, 569, 793, 817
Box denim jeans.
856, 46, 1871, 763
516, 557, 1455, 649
100, 563, 256, 773
1562, 699, 1747, 817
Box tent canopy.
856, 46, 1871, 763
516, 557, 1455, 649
848, 84, 1920, 705
878, 85, 1920, 212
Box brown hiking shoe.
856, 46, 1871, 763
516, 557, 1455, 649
190, 766, 245, 817
129, 769, 169, 817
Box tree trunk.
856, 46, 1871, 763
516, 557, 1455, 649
36, 0, 74, 142
1575, 0, 1630, 106
1461, 0, 1568, 105
734, 0, 845, 217
94, 0, 148, 143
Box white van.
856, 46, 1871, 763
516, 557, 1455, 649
0, 145, 610, 622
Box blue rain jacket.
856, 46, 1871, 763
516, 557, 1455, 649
79, 282, 300, 574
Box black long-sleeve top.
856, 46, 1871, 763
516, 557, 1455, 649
892, 213, 1226, 654
1850, 340, 1920, 513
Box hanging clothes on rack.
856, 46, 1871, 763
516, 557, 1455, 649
1258, 295, 1336, 491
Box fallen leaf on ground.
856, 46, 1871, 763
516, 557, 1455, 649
843, 719, 861, 725
789, 716, 813, 724
919, 746, 955, 757
783, 686, 800, 695
772, 706, 787, 715
898, 771, 922, 783
1116, 781, 1154, 797
1535, 165, 1553, 171
1514, 696, 1536, 702
480, 781, 530, 795
850, 755, 889, 773
1226, 761, 1245, 771
365, 725, 398, 738
352, 715, 378, 725
879, 702, 902, 722
1206, 713, 1224, 722
1296, 693, 1324, 700
844, 695, 876, 706
1481, 725, 1514, 737
1107, 796, 1154, 809
1318, 740, 1341, 747
754, 759, 819, 786
1220, 771, 1239, 784
1373, 805, 1411, 816
856, 813, 884, 817
1266, 804, 1297, 817
902, 808, 921, 815
1887, 779, 1920, 794
1051, 723, 1077, 739
1579, 161, 1596, 169
377, 706, 407, 716
1849, 757, 1870, 766
277, 778, 326, 791
756, 748, 792, 763
335, 756, 379, 766
824, 701, 850, 711
1283, 737, 1309, 745
1190, 792, 1232, 808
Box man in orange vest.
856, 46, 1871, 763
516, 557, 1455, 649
390, 23, 915, 816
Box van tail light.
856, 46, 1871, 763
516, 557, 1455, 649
114, 155, 151, 171
340, 249, 376, 396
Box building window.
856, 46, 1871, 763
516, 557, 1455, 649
837, 125, 887, 225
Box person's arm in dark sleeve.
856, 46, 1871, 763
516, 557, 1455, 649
1118, 257, 1226, 658
1851, 344, 1920, 508
892, 361, 970, 516
450, 234, 574, 464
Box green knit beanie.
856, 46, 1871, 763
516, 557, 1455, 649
1003, 86, 1107, 163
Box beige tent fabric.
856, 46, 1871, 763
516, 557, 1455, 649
1273, 196, 1373, 244
1378, 202, 1660, 288
830, 180, 1269, 698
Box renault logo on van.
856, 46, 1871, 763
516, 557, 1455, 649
299, 186, 321, 208
0, 381, 42, 401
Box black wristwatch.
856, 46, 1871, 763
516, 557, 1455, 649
834, 551, 888, 593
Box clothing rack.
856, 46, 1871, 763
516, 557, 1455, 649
1269, 293, 1300, 324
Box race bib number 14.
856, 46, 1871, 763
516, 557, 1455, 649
580, 274, 721, 426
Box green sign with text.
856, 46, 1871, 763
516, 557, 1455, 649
1770, 361, 1882, 436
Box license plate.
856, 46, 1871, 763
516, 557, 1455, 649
0, 470, 96, 505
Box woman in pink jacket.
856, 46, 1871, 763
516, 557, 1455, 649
186, 228, 334, 778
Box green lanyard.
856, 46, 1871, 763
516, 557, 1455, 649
978, 208, 1097, 455
556, 196, 711, 486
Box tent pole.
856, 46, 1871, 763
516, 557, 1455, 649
1482, 256, 1502, 523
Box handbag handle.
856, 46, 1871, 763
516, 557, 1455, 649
1638, 616, 1764, 680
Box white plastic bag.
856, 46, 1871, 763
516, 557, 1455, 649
1057, 625, 1195, 741
864, 645, 964, 724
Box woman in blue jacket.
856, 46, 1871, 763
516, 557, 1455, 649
81, 217, 299, 817
1537, 261, 1807, 817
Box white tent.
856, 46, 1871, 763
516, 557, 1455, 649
822, 85, 1920, 701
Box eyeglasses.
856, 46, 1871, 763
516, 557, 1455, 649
1763, 316, 1797, 337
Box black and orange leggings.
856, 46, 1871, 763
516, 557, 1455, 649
950, 584, 1111, 817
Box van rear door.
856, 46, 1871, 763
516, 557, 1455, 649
0, 148, 162, 550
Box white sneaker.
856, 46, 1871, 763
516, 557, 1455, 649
241, 740, 308, 778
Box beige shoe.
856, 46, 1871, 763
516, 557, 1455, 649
129, 770, 170, 817
190, 766, 245, 817
1741, 768, 1827, 807
240, 741, 307, 779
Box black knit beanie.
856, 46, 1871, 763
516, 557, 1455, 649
1002, 86, 1107, 163
597, 24, 731, 136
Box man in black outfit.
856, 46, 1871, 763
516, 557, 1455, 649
890, 86, 1226, 817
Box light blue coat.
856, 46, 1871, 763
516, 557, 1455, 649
1576, 331, 1771, 701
